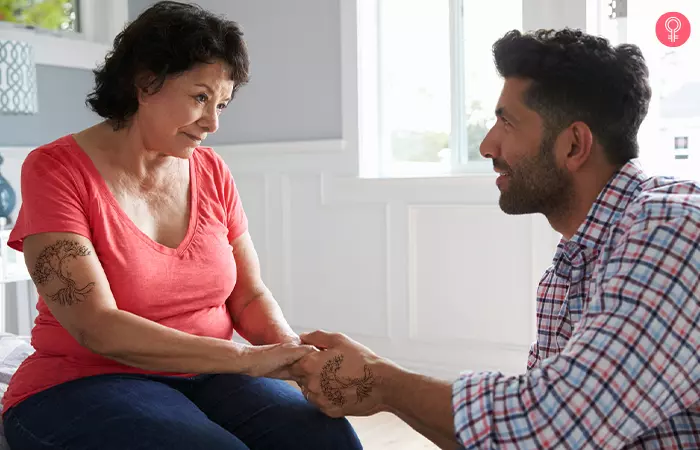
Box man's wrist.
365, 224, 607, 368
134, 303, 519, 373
375, 357, 407, 411
375, 359, 458, 448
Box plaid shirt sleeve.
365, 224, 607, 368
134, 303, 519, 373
452, 211, 700, 449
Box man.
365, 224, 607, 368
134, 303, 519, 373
291, 28, 700, 449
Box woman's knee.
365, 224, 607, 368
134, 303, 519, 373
4, 406, 249, 450
190, 374, 363, 449
297, 413, 363, 450
2, 375, 250, 450
254, 402, 363, 450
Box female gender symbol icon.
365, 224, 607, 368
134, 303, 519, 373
665, 16, 682, 42
656, 12, 691, 47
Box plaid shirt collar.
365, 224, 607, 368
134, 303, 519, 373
553, 161, 649, 274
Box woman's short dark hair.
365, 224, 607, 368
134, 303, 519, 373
86, 1, 249, 129
493, 28, 652, 165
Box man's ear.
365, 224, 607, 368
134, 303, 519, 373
563, 121, 594, 172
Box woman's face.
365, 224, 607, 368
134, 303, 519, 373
134, 60, 234, 158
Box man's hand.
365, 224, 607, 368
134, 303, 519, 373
292, 331, 460, 449
291, 330, 391, 418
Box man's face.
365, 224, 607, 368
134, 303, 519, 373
480, 78, 573, 216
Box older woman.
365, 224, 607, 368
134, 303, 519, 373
1, 1, 362, 449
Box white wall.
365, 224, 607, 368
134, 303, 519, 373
206, 0, 569, 378
232, 159, 560, 378
211, 0, 567, 379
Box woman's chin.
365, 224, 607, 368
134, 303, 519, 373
162, 146, 196, 159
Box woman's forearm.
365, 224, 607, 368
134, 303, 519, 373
232, 293, 298, 345
84, 309, 250, 373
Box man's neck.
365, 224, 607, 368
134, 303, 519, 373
547, 164, 621, 240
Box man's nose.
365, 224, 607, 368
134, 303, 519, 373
479, 125, 499, 160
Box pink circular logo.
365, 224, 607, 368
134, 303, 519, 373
656, 12, 691, 47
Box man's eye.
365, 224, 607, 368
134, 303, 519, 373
195, 94, 208, 103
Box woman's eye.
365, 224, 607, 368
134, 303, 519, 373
195, 94, 208, 103
217, 103, 228, 111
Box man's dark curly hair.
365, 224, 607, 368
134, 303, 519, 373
493, 28, 651, 165
86, 1, 249, 129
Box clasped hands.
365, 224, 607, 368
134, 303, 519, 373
284, 331, 388, 418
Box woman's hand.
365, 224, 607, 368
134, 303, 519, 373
241, 342, 316, 379
278, 334, 302, 345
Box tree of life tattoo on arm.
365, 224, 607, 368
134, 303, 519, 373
31, 240, 95, 306
320, 354, 375, 407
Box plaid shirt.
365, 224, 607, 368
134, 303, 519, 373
452, 162, 700, 449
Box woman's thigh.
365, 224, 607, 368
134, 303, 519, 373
189, 374, 363, 450
3, 374, 250, 450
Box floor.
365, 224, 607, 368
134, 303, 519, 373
286, 382, 438, 449
348, 413, 439, 449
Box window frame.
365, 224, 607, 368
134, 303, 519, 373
0, 1, 128, 70
346, 0, 494, 178
343, 0, 599, 179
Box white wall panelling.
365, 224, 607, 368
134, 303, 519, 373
285, 174, 390, 339
407, 205, 533, 346
2, 136, 560, 378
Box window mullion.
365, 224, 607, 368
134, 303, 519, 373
449, 0, 467, 170
375, 0, 393, 176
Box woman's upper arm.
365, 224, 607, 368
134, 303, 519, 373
227, 231, 267, 315
23, 232, 118, 350
215, 151, 248, 242
11, 148, 118, 350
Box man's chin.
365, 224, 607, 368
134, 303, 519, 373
498, 195, 532, 215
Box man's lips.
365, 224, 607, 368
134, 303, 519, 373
495, 172, 510, 189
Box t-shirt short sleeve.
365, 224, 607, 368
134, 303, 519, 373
8, 149, 91, 252
218, 157, 248, 243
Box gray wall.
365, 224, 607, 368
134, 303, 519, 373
0, 66, 99, 147
0, 0, 342, 148
130, 0, 342, 144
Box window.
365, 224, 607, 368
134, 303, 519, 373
591, 0, 700, 180
0, 0, 79, 33
360, 0, 523, 177
354, 0, 699, 180
0, 2, 128, 70
674, 136, 688, 150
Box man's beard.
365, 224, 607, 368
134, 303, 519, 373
496, 136, 574, 217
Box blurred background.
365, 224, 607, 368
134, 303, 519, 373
0, 0, 697, 381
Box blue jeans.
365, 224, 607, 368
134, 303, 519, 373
3, 373, 363, 449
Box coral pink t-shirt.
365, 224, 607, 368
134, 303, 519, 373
2, 135, 248, 413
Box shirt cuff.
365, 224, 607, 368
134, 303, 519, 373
452, 370, 500, 448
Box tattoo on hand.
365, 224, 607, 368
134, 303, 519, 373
320, 354, 375, 407
31, 240, 95, 306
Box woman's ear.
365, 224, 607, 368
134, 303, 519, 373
134, 72, 157, 105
